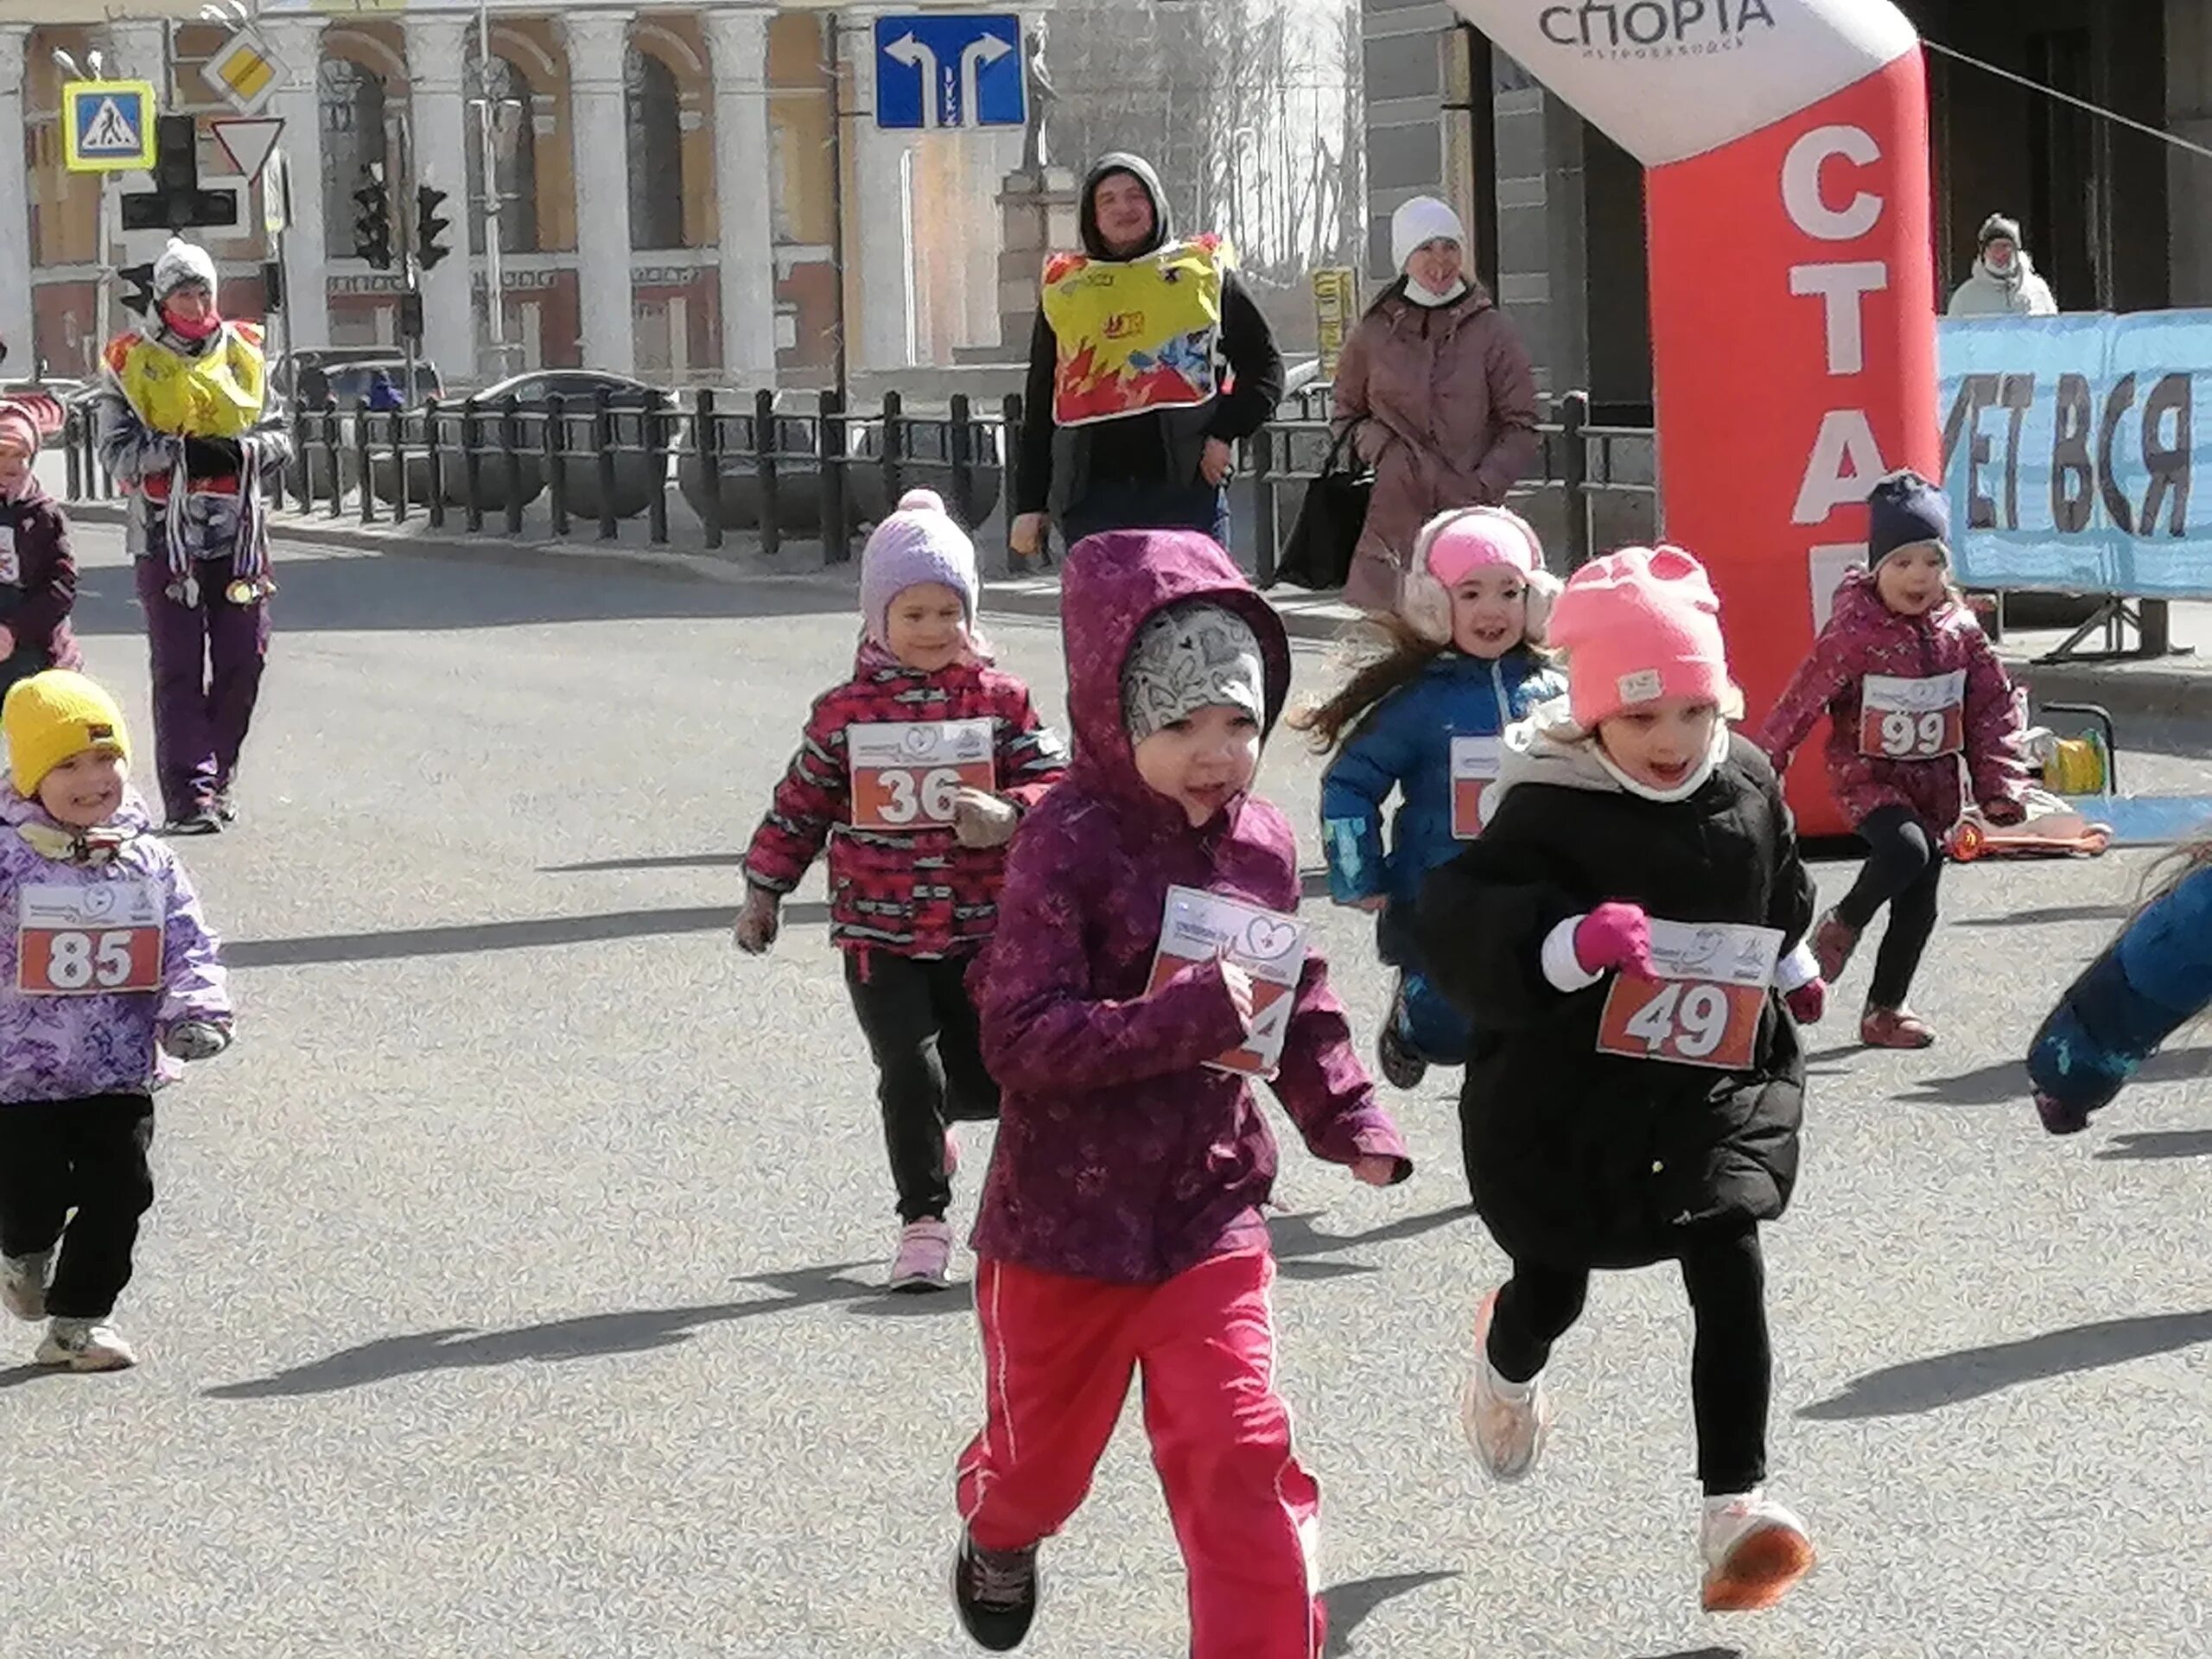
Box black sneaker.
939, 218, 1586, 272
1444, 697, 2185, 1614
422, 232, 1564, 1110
953, 1532, 1039, 1651
213, 785, 238, 825
1376, 980, 1428, 1090
160, 810, 223, 837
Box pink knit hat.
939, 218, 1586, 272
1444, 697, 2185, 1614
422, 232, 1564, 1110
1401, 505, 1560, 645
0, 406, 41, 458
1548, 544, 1732, 730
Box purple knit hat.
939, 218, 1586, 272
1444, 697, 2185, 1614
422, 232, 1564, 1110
859, 489, 981, 644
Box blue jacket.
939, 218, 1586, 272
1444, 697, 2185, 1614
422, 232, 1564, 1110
1320, 647, 1563, 908
2029, 868, 2212, 1119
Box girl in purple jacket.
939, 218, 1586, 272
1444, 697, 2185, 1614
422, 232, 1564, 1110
0, 404, 83, 703
955, 530, 1412, 1657
1758, 471, 2028, 1049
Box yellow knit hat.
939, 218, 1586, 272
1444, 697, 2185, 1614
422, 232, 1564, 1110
3, 671, 131, 798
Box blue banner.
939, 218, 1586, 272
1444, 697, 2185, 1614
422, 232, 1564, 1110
1939, 311, 2212, 598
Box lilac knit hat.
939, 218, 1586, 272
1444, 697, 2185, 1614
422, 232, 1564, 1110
859, 489, 981, 644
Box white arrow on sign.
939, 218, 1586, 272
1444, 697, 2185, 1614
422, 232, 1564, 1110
961, 33, 1013, 129
210, 115, 285, 183
884, 32, 942, 130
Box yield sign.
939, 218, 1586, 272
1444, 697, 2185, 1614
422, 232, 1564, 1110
210, 116, 285, 183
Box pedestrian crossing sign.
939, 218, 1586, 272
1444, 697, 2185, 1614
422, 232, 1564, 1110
62, 80, 158, 174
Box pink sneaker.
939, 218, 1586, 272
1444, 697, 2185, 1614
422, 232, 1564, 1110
887, 1217, 955, 1293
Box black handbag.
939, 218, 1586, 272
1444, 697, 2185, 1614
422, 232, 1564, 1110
1269, 424, 1371, 592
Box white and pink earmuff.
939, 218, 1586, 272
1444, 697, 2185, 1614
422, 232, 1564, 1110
1399, 505, 1562, 647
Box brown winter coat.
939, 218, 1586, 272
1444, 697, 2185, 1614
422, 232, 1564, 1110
1330, 283, 1541, 613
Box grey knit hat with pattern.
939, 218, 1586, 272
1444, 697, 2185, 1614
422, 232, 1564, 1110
1121, 601, 1265, 743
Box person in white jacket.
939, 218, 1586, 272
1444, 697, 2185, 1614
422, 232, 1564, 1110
1947, 213, 2058, 317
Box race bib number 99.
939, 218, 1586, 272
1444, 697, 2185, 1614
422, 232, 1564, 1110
1595, 918, 1783, 1072
1450, 735, 1503, 840
1146, 886, 1309, 1078
16, 880, 165, 996
847, 719, 996, 830
1859, 671, 1966, 760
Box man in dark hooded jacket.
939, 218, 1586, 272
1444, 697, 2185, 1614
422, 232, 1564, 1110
1010, 155, 1284, 558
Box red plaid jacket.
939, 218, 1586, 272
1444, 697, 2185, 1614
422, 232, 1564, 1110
742, 649, 1069, 956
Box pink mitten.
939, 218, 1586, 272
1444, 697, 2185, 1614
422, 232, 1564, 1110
1573, 902, 1655, 978
1784, 978, 1827, 1025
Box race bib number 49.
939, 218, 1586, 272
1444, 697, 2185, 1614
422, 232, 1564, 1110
847, 719, 995, 830
1595, 918, 1783, 1072
1859, 671, 1966, 760
16, 880, 165, 996
1146, 885, 1309, 1078
1450, 735, 1503, 840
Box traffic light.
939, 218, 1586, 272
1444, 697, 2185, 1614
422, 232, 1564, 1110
118, 263, 156, 314
415, 183, 452, 271
352, 167, 393, 270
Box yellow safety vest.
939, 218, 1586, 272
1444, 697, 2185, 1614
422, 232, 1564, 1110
1039, 236, 1229, 428
102, 321, 268, 440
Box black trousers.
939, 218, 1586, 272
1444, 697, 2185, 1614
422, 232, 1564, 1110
843, 952, 999, 1224
1485, 1222, 1771, 1496
0, 1093, 156, 1320
1834, 804, 1945, 1008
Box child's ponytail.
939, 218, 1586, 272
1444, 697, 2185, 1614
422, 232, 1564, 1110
1287, 615, 1447, 755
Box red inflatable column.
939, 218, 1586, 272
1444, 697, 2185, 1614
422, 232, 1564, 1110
1443, 1, 1936, 835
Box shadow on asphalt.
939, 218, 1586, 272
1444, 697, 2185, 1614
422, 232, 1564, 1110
1954, 902, 2135, 929
541, 853, 748, 874
1798, 1307, 2212, 1419
68, 551, 855, 638
1897, 1046, 2212, 1106
1271, 1206, 1472, 1282
1319, 1569, 1459, 1656
2095, 1128, 2212, 1161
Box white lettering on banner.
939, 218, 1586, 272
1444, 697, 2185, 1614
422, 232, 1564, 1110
1781, 125, 1883, 242
1793, 410, 1891, 524
1807, 543, 1865, 632
1789, 262, 1889, 376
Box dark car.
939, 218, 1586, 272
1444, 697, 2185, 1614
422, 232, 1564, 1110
274, 350, 443, 410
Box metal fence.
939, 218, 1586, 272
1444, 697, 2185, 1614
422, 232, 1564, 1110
61, 385, 1657, 584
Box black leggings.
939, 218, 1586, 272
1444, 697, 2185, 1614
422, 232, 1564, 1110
1485, 1223, 1771, 1496
1834, 804, 1945, 1007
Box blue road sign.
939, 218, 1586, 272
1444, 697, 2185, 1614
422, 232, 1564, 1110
62, 79, 158, 173
874, 15, 1025, 131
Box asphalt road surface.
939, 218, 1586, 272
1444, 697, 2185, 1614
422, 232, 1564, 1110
7, 525, 2211, 1659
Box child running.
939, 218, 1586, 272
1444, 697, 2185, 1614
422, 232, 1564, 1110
0, 671, 232, 1370
1296, 505, 1563, 1087
734, 490, 1066, 1293
2028, 839, 2212, 1135
0, 403, 83, 702
1758, 469, 2029, 1049
1416, 545, 1827, 1613
954, 528, 1411, 1656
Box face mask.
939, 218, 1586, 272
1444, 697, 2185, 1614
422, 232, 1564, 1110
160, 302, 221, 340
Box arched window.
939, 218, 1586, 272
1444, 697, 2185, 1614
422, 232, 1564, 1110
320, 56, 389, 261
466, 54, 541, 255
625, 45, 687, 251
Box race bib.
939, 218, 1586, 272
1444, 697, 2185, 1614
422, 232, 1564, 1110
16, 880, 164, 996
847, 719, 996, 831
1146, 885, 1308, 1078
0, 524, 17, 587
1859, 671, 1966, 760
1450, 735, 1503, 840
1595, 918, 1783, 1072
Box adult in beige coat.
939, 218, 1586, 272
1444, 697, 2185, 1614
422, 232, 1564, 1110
1331, 198, 1541, 613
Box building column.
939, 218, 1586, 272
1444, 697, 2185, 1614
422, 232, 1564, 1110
2167, 0, 2212, 306
261, 16, 330, 350
0, 29, 33, 372
838, 9, 917, 371
703, 8, 777, 382
407, 14, 477, 383
559, 9, 637, 373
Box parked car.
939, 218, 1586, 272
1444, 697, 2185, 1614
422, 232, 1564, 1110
274, 349, 443, 410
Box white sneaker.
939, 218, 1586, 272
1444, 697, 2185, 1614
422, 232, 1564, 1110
1699, 1490, 1815, 1611
887, 1218, 956, 1293
1460, 1289, 1552, 1482
1, 1252, 51, 1322
35, 1317, 137, 1372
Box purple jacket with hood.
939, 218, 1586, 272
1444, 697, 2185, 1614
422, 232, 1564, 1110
971, 530, 1411, 1286
0, 786, 231, 1103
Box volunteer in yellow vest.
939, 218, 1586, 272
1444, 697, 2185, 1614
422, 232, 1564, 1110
92, 238, 291, 836
1011, 154, 1283, 558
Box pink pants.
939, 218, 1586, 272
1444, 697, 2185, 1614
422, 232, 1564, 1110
957, 1246, 1325, 1659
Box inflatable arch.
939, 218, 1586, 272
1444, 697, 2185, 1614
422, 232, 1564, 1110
1448, 0, 1939, 834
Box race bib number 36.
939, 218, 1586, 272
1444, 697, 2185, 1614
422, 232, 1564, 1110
1859, 671, 1966, 760
16, 880, 165, 996
847, 719, 996, 830
1595, 918, 1783, 1072
1145, 886, 1309, 1078
1450, 735, 1503, 840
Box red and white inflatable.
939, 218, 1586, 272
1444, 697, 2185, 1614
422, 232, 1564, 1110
1446, 0, 1936, 834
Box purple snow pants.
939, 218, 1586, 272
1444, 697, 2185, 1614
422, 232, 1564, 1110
134, 553, 270, 822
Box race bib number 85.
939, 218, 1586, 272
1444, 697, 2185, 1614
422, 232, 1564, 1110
1595, 918, 1783, 1072
1859, 671, 1965, 760
847, 719, 996, 830
16, 881, 165, 996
